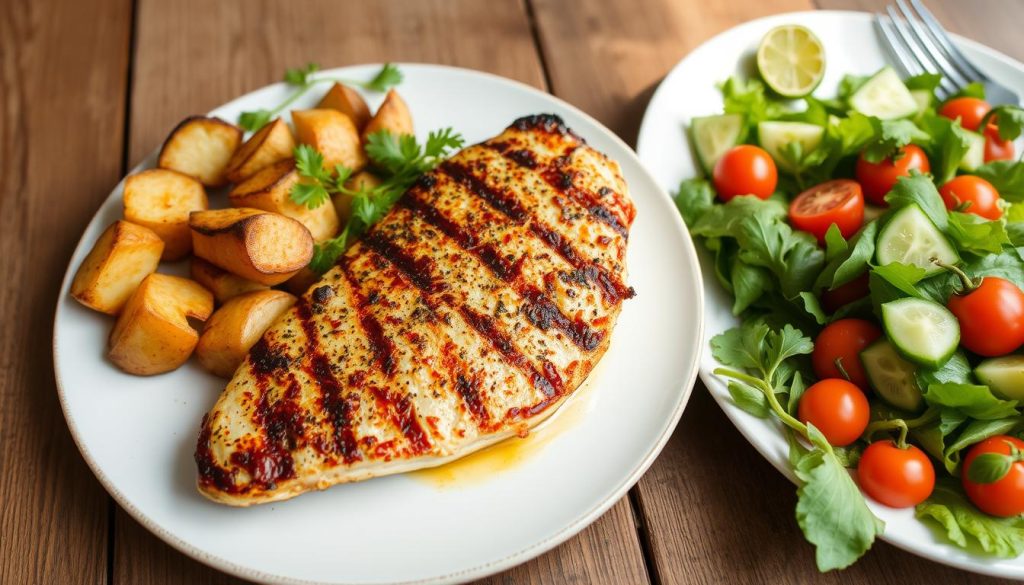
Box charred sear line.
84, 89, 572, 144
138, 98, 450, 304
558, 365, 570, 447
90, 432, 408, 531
369, 386, 432, 455
336, 263, 398, 376
459, 306, 561, 398
364, 232, 445, 295
520, 287, 604, 351
440, 161, 528, 221
510, 114, 585, 143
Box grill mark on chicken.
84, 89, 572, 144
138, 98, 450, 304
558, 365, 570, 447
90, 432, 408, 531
440, 160, 634, 305
367, 386, 432, 455
295, 296, 361, 464
334, 267, 397, 376
399, 191, 603, 351
488, 141, 629, 238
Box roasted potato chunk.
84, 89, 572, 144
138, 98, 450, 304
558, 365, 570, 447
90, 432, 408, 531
190, 208, 313, 286
363, 89, 413, 139
317, 83, 371, 131
70, 221, 164, 315
123, 169, 208, 261
190, 257, 268, 304
229, 159, 339, 242
158, 116, 242, 187
224, 118, 295, 183
334, 170, 383, 223
292, 109, 367, 172
108, 273, 214, 375
197, 290, 297, 377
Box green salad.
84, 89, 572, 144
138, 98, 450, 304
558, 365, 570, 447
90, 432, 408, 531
676, 29, 1024, 571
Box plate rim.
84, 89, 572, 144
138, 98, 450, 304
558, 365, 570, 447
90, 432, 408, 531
52, 62, 706, 585
636, 9, 1024, 580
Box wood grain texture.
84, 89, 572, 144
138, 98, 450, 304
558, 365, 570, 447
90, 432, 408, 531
528, 0, 1017, 583
0, 0, 132, 583
115, 1, 648, 583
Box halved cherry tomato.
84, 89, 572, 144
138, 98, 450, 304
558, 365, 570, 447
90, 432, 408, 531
712, 145, 778, 202
947, 276, 1024, 357
789, 179, 865, 243
812, 318, 883, 392
939, 175, 1003, 220
938, 97, 991, 131
821, 272, 870, 313
797, 379, 870, 447
963, 436, 1024, 517
858, 441, 935, 508
856, 145, 931, 206
984, 122, 1017, 162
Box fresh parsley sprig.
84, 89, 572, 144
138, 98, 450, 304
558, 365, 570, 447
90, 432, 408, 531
238, 63, 404, 132
291, 128, 465, 273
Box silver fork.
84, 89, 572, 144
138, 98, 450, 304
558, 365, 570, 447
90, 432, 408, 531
874, 0, 1019, 105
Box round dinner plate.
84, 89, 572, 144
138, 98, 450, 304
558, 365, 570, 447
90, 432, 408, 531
636, 10, 1024, 580
54, 64, 704, 584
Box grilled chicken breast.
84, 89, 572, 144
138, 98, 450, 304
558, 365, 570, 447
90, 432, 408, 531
195, 115, 636, 506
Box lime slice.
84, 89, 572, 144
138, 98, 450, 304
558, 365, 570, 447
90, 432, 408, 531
756, 25, 825, 98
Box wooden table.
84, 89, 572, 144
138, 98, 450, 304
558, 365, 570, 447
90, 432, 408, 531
4, 0, 1022, 582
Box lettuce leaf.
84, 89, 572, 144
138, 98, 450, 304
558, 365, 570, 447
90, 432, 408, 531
918, 481, 1024, 557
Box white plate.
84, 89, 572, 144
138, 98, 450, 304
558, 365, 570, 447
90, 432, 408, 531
54, 64, 704, 585
636, 10, 1024, 580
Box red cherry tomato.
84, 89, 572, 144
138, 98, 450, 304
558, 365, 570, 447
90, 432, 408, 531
984, 122, 1017, 162
947, 277, 1024, 357
938, 97, 991, 131
712, 145, 778, 202
788, 179, 865, 244
856, 145, 931, 206
963, 436, 1024, 517
797, 379, 870, 447
821, 272, 870, 313
939, 175, 1003, 220
812, 318, 883, 391
858, 441, 935, 508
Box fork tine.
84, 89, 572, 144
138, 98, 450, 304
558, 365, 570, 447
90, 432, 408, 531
884, 6, 959, 98
894, 0, 971, 88
909, 0, 989, 83
874, 14, 923, 79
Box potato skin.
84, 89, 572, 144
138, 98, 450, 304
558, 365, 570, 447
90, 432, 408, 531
363, 89, 413, 140
108, 273, 213, 375
317, 83, 371, 131
71, 221, 164, 315
123, 168, 208, 261
158, 116, 242, 187
225, 118, 296, 183
197, 290, 297, 378
229, 159, 340, 242
292, 109, 367, 172
190, 257, 268, 304
190, 208, 314, 286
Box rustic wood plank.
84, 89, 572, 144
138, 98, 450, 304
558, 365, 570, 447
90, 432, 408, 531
529, 0, 1017, 582
0, 0, 132, 582
816, 0, 1024, 63
115, 1, 648, 583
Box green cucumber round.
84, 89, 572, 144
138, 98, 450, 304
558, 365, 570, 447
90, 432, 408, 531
881, 297, 960, 367
860, 339, 924, 412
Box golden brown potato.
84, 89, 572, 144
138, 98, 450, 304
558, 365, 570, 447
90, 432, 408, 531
363, 89, 413, 140
292, 109, 367, 172
70, 221, 165, 315
196, 290, 297, 378
158, 116, 242, 187
224, 118, 296, 183
190, 257, 268, 304
334, 170, 383, 223
123, 168, 208, 261
283, 267, 323, 296
190, 208, 313, 286
228, 159, 340, 242
317, 83, 371, 131
108, 273, 214, 375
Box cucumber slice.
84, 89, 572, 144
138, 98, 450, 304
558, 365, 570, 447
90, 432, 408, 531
975, 355, 1024, 400
691, 114, 746, 175
757, 121, 825, 173
910, 89, 932, 115
881, 298, 961, 367
959, 129, 986, 172
849, 67, 918, 120
876, 204, 959, 275
861, 340, 924, 411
